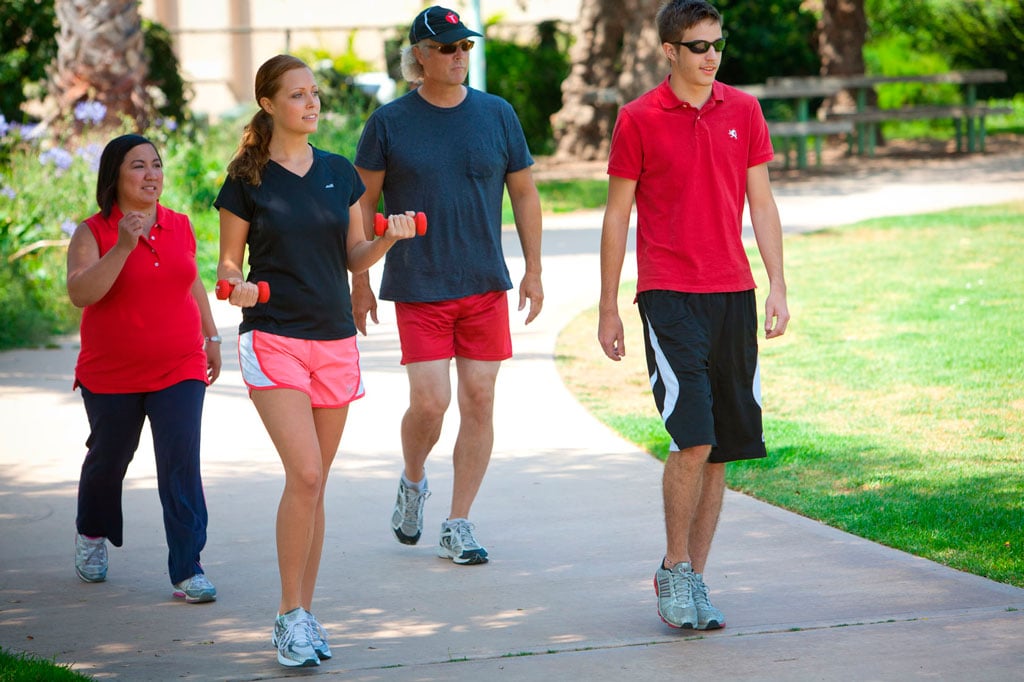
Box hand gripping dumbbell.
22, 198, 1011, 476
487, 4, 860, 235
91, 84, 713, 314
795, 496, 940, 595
215, 279, 270, 303
374, 212, 428, 237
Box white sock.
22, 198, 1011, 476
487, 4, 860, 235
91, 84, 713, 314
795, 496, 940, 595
402, 473, 426, 491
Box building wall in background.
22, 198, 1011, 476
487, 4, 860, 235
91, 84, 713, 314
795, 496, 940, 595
139, 0, 579, 118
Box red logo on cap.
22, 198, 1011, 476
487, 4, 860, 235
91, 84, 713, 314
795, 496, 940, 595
445, 11, 459, 24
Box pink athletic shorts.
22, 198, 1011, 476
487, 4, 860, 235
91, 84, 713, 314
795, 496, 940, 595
394, 291, 512, 365
238, 330, 365, 408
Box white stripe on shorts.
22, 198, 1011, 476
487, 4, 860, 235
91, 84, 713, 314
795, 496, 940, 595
645, 316, 680, 451
238, 331, 275, 388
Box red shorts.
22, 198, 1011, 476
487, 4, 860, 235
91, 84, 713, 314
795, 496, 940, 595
238, 331, 365, 408
395, 291, 512, 365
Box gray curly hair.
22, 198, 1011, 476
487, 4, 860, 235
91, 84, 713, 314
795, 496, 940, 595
400, 45, 425, 84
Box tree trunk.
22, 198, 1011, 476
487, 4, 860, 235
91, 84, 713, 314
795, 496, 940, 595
49, 0, 153, 134
550, 0, 626, 161
551, 0, 668, 161
818, 0, 868, 112
618, 0, 666, 101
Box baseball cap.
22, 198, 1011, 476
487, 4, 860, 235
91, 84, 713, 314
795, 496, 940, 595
408, 6, 483, 44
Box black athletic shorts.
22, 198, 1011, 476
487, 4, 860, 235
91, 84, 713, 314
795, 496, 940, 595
637, 289, 767, 463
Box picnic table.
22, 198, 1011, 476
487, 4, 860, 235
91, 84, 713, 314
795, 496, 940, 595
736, 82, 852, 170
765, 69, 1011, 156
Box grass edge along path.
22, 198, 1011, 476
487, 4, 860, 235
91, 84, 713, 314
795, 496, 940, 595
555, 202, 1024, 588
0, 648, 93, 681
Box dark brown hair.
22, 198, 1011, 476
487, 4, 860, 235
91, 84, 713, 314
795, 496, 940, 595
656, 0, 722, 43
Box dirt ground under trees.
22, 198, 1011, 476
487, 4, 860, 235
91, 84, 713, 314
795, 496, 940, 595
532, 132, 1024, 185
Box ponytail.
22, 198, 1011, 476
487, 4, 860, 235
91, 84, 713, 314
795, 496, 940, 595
226, 109, 273, 186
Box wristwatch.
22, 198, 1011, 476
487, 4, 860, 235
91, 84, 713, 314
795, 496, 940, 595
205, 335, 222, 343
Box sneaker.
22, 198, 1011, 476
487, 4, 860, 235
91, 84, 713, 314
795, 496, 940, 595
74, 533, 108, 583
653, 561, 697, 629
306, 610, 332, 660
173, 573, 217, 603
690, 572, 725, 630
391, 478, 431, 545
272, 608, 319, 668
438, 519, 489, 565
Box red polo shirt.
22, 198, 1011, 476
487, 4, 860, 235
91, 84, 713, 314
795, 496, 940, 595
608, 77, 774, 294
74, 204, 208, 393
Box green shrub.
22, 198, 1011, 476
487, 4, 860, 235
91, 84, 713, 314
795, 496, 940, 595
864, 35, 959, 108
295, 35, 378, 121
143, 19, 191, 123
716, 0, 820, 84
0, 0, 58, 124
485, 20, 570, 156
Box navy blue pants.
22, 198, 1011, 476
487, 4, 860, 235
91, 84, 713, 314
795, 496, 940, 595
76, 379, 208, 585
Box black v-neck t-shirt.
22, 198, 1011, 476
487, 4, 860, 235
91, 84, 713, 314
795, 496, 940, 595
215, 146, 365, 339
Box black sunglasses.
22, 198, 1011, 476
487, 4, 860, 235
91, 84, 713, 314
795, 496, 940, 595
420, 40, 475, 55
667, 38, 726, 54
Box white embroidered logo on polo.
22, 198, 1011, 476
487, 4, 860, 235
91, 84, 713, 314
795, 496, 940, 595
728, 129, 738, 140
325, 183, 334, 189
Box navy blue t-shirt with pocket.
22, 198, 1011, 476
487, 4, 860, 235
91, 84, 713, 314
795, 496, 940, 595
355, 88, 533, 303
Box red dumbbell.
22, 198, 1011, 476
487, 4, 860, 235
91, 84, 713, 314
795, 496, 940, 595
374, 212, 428, 237
216, 280, 270, 303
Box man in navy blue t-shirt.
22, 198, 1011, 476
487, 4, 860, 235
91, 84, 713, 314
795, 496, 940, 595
354, 5, 543, 565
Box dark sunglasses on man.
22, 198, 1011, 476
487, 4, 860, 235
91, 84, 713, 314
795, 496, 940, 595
667, 38, 726, 54
420, 40, 475, 55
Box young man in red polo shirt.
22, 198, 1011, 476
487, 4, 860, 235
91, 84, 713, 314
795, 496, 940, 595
598, 0, 790, 630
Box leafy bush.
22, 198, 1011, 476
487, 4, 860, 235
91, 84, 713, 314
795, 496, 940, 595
485, 21, 570, 156
0, 0, 58, 124
863, 35, 959, 108
716, 0, 820, 85
930, 0, 1024, 99
295, 36, 378, 120
0, 109, 211, 350
143, 19, 191, 123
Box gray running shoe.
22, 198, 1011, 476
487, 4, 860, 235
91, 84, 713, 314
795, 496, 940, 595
690, 572, 725, 630
75, 533, 107, 583
438, 519, 489, 565
272, 608, 319, 668
653, 561, 697, 628
391, 478, 431, 545
172, 573, 217, 603
306, 610, 332, 660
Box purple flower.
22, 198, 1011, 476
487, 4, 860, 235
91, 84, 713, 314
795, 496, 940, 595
74, 101, 107, 126
39, 147, 75, 172
0, 186, 16, 200
77, 142, 104, 171
0, 115, 9, 138
19, 123, 44, 140
61, 219, 78, 237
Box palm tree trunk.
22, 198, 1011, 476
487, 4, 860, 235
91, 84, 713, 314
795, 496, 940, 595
49, 0, 153, 134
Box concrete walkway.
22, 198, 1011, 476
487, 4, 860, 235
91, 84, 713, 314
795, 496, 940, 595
1, 150, 1022, 680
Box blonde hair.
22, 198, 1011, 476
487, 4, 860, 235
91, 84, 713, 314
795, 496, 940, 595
226, 54, 310, 186
401, 45, 425, 85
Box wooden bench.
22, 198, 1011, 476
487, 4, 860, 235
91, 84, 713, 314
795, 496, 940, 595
766, 120, 854, 169
766, 70, 1009, 155
826, 104, 1013, 155
737, 82, 848, 170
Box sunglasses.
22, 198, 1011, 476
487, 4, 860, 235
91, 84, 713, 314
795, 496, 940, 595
420, 40, 475, 55
667, 38, 726, 54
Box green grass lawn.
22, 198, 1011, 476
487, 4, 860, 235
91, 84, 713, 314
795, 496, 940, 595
0, 648, 92, 680
556, 202, 1024, 587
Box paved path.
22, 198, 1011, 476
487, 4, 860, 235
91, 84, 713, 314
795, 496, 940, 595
1, 150, 1023, 680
